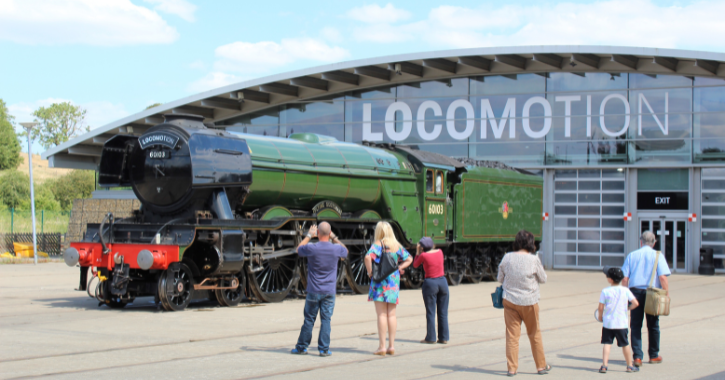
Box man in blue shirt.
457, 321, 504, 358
291, 222, 348, 357
622, 231, 671, 367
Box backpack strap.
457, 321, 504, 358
648, 251, 661, 288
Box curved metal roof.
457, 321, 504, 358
43, 45, 725, 169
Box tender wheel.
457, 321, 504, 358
465, 246, 485, 284
342, 226, 374, 294
247, 256, 298, 303
158, 263, 194, 311
401, 266, 425, 289
215, 272, 245, 307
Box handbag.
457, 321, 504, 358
644, 251, 671, 316
492, 286, 504, 309
372, 243, 399, 282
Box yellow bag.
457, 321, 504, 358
645, 251, 670, 316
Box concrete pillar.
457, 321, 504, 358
542, 168, 555, 269
691, 167, 702, 274
626, 168, 639, 255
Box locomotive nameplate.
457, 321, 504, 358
139, 132, 179, 150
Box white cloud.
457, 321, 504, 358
213, 37, 350, 74
0, 0, 178, 45
346, 3, 411, 24
143, 0, 196, 22
187, 72, 244, 93
347, 0, 725, 51
188, 59, 207, 70
320, 26, 343, 43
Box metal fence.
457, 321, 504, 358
0, 209, 71, 234
0, 232, 63, 256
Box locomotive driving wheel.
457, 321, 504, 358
158, 263, 194, 311
445, 246, 465, 286
401, 265, 425, 289
247, 255, 298, 303
343, 225, 374, 294
215, 271, 245, 307
465, 245, 485, 284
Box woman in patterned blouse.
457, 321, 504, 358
364, 222, 413, 356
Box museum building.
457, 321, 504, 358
43, 46, 725, 274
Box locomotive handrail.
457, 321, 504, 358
391, 190, 419, 197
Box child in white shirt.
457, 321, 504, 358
598, 267, 639, 373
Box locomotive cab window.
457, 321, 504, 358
435, 171, 444, 194
426, 169, 434, 193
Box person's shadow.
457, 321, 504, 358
558, 353, 626, 366
432, 365, 508, 377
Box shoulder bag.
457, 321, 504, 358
644, 251, 671, 316
491, 286, 504, 309
372, 242, 399, 282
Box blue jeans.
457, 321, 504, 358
630, 288, 660, 360
422, 277, 450, 342
295, 292, 336, 352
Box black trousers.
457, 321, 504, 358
422, 277, 450, 342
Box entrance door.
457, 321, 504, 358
639, 218, 687, 272
424, 168, 447, 243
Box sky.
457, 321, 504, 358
2, 0, 725, 154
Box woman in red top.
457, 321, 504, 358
413, 237, 449, 344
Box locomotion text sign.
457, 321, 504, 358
362, 92, 670, 141
139, 133, 180, 150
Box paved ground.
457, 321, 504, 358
1, 263, 724, 380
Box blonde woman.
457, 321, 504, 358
364, 221, 413, 356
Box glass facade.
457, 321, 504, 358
217, 73, 725, 168
701, 168, 725, 273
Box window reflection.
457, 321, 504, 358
547, 72, 628, 92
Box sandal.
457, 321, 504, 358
507, 372, 517, 377
373, 349, 386, 356
599, 365, 608, 374
626, 366, 639, 373
538, 364, 552, 374
386, 348, 395, 355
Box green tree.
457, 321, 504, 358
0, 99, 21, 170
0, 171, 30, 210
45, 170, 95, 210
30, 102, 89, 149
34, 182, 61, 211
145, 103, 162, 110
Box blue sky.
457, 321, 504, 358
1, 0, 724, 153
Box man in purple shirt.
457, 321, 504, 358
291, 222, 347, 357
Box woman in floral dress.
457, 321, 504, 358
364, 222, 413, 356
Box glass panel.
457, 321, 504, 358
285, 124, 344, 140
555, 230, 577, 240
602, 206, 624, 215
555, 170, 577, 178
694, 86, 725, 112
652, 221, 662, 251
602, 230, 625, 241
695, 77, 725, 86
470, 74, 545, 95
555, 206, 577, 215
702, 168, 725, 177
638, 169, 689, 191
578, 231, 600, 240
547, 72, 628, 92
397, 78, 468, 98
555, 255, 577, 266
629, 74, 692, 89
555, 181, 577, 190
602, 218, 625, 228
640, 220, 650, 236
602, 169, 625, 178
602, 256, 625, 266
426, 170, 433, 192
702, 206, 725, 216
435, 171, 444, 194
602, 193, 625, 203
226, 125, 279, 137
702, 232, 725, 241
578, 170, 601, 178
602, 243, 625, 253
347, 85, 396, 100
221, 107, 279, 126
579, 181, 601, 191
555, 193, 577, 203
677, 221, 686, 270
578, 255, 600, 266
578, 193, 600, 203
281, 101, 344, 126
555, 242, 577, 252
702, 219, 725, 229
554, 217, 577, 227
579, 218, 601, 228
578, 205, 600, 215
703, 180, 725, 190
579, 243, 600, 253
664, 221, 674, 269
602, 181, 625, 190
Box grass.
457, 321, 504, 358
0, 209, 70, 233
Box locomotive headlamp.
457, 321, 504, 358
137, 250, 155, 270
64, 247, 79, 267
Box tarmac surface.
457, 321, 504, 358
1, 263, 724, 380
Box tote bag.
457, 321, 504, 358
492, 286, 504, 309
372, 243, 399, 282
645, 251, 671, 316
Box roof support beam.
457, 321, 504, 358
652, 56, 678, 71
172, 106, 215, 119
695, 59, 719, 75
422, 59, 457, 74
570, 54, 601, 68
321, 71, 359, 85
260, 83, 299, 97
68, 145, 103, 157
48, 154, 97, 170
457, 56, 491, 71
532, 54, 563, 68
144, 116, 164, 125
290, 76, 329, 91
388, 62, 424, 77
495, 55, 527, 70
232, 89, 270, 104
92, 134, 115, 145
200, 97, 242, 111
610, 54, 639, 70
354, 66, 391, 81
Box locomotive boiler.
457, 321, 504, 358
64, 114, 543, 311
